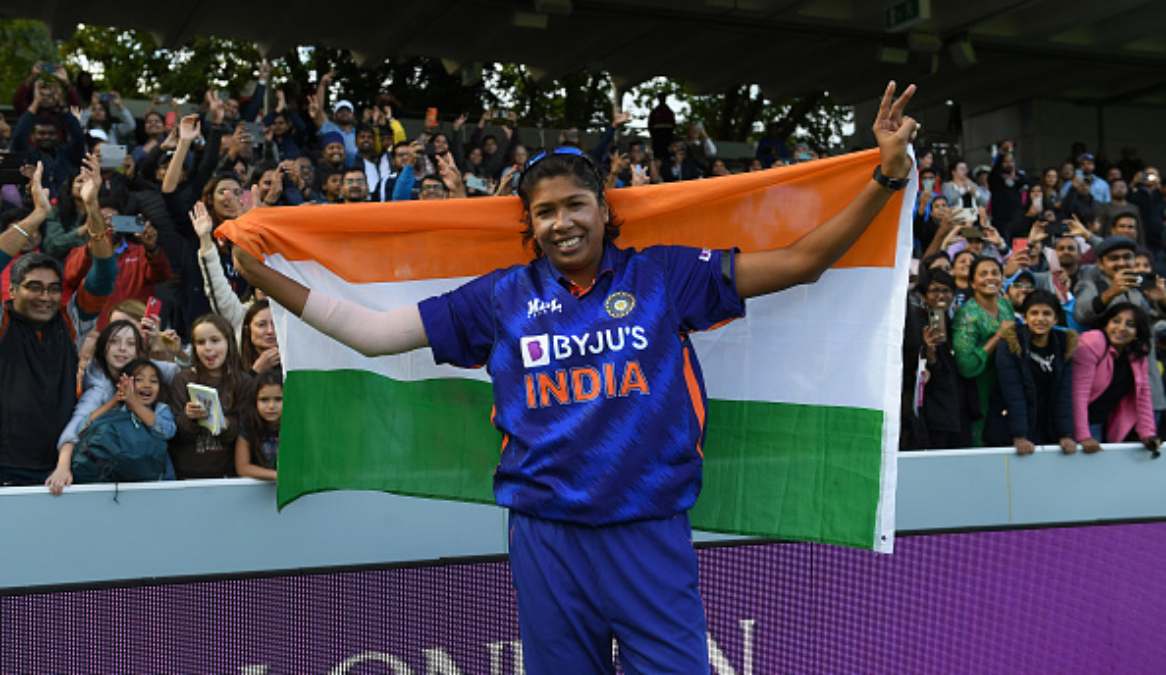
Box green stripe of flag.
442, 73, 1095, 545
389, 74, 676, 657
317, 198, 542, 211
278, 369, 883, 548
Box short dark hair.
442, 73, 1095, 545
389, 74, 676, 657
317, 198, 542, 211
355, 123, 373, 135
516, 153, 621, 258
1020, 289, 1063, 323
923, 268, 955, 291
1114, 212, 1140, 227
342, 167, 366, 179
419, 174, 446, 187
9, 252, 62, 287
122, 358, 174, 410
968, 255, 1002, 285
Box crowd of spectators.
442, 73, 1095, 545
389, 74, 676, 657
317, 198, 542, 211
0, 61, 762, 492
0, 61, 1161, 493
903, 142, 1166, 456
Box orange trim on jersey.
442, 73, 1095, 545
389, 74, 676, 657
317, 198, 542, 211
681, 345, 706, 459
490, 405, 510, 453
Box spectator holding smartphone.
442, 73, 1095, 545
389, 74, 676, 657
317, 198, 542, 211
1072, 302, 1160, 455
988, 291, 1078, 454
902, 268, 971, 449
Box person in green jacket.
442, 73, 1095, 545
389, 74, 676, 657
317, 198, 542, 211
953, 255, 1014, 445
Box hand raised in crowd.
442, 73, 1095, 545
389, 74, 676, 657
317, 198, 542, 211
245, 184, 262, 212
279, 160, 304, 189
613, 110, 631, 128
79, 152, 102, 206
452, 113, 467, 130
982, 224, 1004, 249
631, 164, 650, 187
436, 153, 466, 199
1065, 214, 1092, 239
52, 64, 69, 84
253, 347, 282, 374
69, 105, 82, 122
178, 114, 201, 142
206, 89, 225, 124
258, 60, 271, 81
160, 126, 179, 151
1002, 250, 1030, 277
275, 88, 287, 112
263, 170, 284, 205
1013, 437, 1035, 456
872, 81, 917, 179
29, 162, 52, 217
307, 94, 321, 121
189, 201, 215, 244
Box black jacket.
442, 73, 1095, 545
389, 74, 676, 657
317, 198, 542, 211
0, 303, 79, 470
901, 304, 974, 449
986, 324, 1076, 445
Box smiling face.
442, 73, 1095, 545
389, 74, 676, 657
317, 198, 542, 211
256, 384, 283, 423
1024, 303, 1057, 337
249, 308, 277, 351
527, 175, 608, 285
1105, 309, 1137, 348
952, 251, 974, 281
971, 259, 1002, 299
192, 321, 230, 373
105, 325, 139, 375
131, 366, 161, 406
211, 179, 242, 220
11, 267, 61, 323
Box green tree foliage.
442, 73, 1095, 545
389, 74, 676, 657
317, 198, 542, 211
0, 19, 852, 150
0, 19, 56, 103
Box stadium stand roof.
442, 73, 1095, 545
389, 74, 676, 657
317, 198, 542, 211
1, 0, 1165, 114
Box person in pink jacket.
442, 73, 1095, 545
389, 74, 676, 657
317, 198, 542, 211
1071, 301, 1161, 455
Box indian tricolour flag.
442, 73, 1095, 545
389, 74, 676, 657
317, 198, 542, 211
219, 148, 915, 552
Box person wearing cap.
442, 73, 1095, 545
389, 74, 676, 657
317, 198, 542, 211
1004, 268, 1036, 319
307, 71, 358, 167
318, 131, 347, 174
1073, 234, 1166, 416
1059, 152, 1110, 204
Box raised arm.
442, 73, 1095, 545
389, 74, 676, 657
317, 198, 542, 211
162, 114, 201, 194
232, 246, 428, 356
734, 82, 917, 299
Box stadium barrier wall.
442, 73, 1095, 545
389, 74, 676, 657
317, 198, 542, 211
1, 444, 1162, 590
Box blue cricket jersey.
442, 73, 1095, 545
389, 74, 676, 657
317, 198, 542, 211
418, 243, 745, 525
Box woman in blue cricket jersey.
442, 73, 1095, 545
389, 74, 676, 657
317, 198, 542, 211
231, 82, 919, 674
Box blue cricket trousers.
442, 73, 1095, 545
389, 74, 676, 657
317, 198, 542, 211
508, 511, 710, 674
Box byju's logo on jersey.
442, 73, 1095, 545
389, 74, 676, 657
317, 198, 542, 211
520, 335, 551, 368
527, 297, 562, 319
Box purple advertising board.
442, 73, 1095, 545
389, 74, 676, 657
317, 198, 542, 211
3, 522, 1166, 673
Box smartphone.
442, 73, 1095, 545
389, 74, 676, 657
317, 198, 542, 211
110, 214, 144, 234
1142, 272, 1158, 290
144, 296, 163, 323
425, 107, 439, 127
98, 144, 127, 170
243, 122, 265, 146
927, 307, 946, 342
465, 174, 489, 194
1046, 219, 1066, 238
1011, 238, 1028, 253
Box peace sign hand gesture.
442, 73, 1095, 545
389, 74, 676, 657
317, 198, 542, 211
872, 81, 918, 180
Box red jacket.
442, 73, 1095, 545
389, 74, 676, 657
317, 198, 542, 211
64, 241, 171, 329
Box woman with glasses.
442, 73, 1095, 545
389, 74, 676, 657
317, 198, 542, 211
230, 83, 919, 674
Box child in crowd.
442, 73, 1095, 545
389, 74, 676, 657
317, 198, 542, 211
988, 291, 1078, 454
69, 359, 177, 485
48, 319, 181, 494
170, 313, 252, 478
235, 369, 283, 481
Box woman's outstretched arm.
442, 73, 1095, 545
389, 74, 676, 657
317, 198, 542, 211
735, 82, 917, 299
232, 246, 429, 356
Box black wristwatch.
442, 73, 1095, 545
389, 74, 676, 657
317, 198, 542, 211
872, 165, 909, 191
